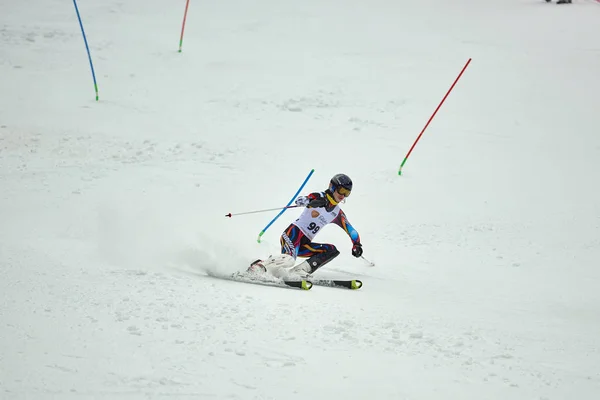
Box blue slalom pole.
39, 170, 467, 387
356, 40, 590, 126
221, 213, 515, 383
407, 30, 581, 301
257, 169, 315, 243
73, 0, 99, 101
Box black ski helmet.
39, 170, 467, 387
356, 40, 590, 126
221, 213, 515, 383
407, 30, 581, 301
329, 173, 352, 196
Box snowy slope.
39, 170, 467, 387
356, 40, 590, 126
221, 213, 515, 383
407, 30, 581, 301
1, 0, 599, 399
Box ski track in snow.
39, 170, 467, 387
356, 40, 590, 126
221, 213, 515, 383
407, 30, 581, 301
4, 238, 598, 398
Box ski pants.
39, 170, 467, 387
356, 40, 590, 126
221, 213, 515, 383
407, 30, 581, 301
280, 224, 338, 260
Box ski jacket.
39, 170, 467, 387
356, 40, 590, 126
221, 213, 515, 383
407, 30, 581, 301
293, 191, 361, 244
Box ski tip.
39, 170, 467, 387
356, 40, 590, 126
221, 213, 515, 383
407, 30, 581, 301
302, 281, 313, 290
351, 280, 363, 290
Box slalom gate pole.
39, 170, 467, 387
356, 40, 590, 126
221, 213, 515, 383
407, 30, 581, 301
72, 0, 99, 101
398, 58, 471, 175
178, 0, 191, 52
257, 169, 315, 243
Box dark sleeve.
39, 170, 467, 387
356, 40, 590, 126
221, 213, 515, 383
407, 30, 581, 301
295, 192, 326, 207
306, 192, 323, 201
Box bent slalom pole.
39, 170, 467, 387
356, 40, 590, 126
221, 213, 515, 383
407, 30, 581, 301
257, 169, 315, 243
178, 0, 191, 52
225, 205, 299, 218
398, 58, 471, 175
72, 0, 99, 101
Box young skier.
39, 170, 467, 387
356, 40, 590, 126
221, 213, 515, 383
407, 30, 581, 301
249, 173, 363, 278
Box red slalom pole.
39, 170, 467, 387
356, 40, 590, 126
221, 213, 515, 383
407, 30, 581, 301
398, 58, 472, 175
178, 0, 191, 53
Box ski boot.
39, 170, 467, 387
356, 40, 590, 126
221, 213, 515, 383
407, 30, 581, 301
247, 254, 296, 277
289, 261, 312, 278
290, 249, 341, 277
247, 259, 267, 274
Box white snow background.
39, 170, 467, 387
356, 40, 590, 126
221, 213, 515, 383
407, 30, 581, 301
1, 0, 599, 399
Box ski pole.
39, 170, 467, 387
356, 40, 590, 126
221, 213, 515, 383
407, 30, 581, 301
225, 205, 299, 218
361, 256, 375, 267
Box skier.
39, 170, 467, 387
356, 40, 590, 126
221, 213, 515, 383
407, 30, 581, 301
249, 173, 363, 278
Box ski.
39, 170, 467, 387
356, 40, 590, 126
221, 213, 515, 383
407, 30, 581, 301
231, 272, 313, 290
206, 270, 312, 290
204, 269, 362, 291
308, 279, 363, 290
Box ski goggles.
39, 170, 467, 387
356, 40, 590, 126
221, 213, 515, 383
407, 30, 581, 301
336, 186, 351, 197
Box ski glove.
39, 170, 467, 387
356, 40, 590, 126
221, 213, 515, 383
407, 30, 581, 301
307, 198, 327, 208
352, 243, 363, 258
295, 197, 310, 207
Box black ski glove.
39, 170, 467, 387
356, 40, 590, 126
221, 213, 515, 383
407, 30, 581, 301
307, 198, 327, 208
351, 243, 363, 258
